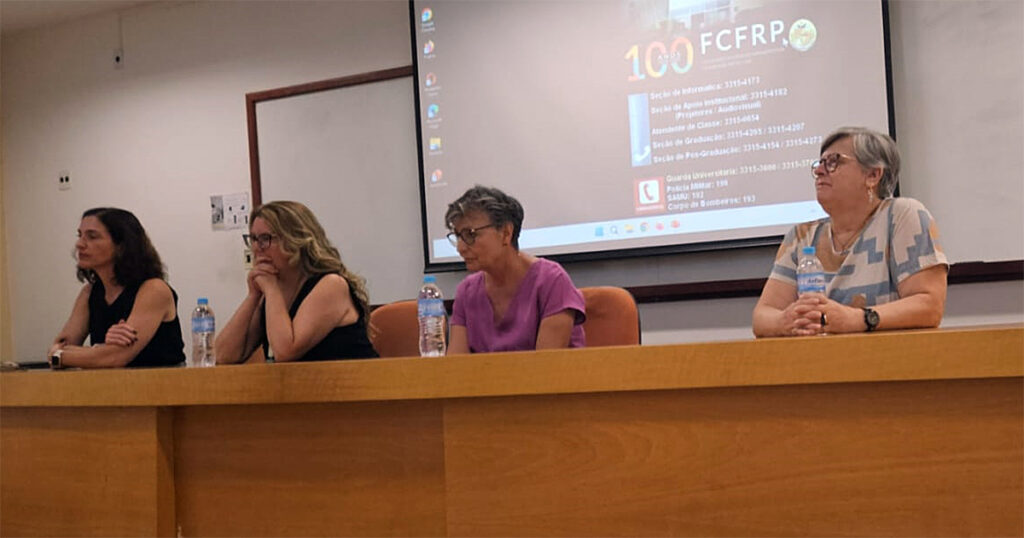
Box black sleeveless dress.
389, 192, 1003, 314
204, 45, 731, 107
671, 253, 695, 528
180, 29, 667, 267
88, 280, 186, 368
260, 273, 378, 362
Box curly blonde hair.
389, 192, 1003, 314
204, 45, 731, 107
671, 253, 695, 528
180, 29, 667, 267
250, 201, 371, 319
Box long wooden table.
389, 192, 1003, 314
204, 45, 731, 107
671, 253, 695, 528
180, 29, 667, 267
2, 326, 1022, 537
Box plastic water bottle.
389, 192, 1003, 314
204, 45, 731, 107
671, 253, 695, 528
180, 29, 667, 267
189, 297, 216, 367
797, 246, 826, 296
418, 276, 446, 357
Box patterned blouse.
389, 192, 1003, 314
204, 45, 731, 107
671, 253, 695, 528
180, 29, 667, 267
769, 197, 948, 307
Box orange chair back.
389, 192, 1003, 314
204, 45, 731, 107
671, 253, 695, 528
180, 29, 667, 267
368, 300, 421, 358
580, 287, 640, 347
370, 288, 638, 355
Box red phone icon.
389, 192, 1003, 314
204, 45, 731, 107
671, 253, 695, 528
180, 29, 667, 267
638, 180, 659, 204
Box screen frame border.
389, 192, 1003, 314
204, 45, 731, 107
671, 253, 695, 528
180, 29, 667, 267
408, 0, 898, 273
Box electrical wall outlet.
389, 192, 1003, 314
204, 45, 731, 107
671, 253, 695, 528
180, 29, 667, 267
58, 170, 71, 191
243, 247, 253, 270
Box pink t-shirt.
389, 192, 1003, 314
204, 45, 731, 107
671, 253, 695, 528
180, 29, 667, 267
450, 258, 586, 353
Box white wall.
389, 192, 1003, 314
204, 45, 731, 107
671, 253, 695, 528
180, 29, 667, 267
0, 92, 10, 359
2, 0, 1022, 360
2, 1, 412, 359
890, 0, 1024, 263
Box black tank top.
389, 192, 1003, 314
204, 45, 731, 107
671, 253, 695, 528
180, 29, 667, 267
88, 280, 186, 368
260, 273, 378, 362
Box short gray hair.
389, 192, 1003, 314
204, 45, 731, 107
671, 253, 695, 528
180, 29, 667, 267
445, 185, 525, 249
820, 127, 900, 199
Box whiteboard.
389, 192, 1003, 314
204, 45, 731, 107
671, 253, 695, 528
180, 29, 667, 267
256, 76, 426, 303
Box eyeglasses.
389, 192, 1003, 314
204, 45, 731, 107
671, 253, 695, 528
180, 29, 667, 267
242, 233, 276, 250
446, 224, 496, 247
811, 152, 855, 177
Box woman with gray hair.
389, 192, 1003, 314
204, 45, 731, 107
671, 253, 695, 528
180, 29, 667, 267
753, 127, 948, 337
445, 186, 586, 354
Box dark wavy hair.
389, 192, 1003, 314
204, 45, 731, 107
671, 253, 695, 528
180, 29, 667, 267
76, 207, 166, 285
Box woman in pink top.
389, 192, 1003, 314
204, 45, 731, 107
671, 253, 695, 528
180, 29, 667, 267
446, 186, 586, 354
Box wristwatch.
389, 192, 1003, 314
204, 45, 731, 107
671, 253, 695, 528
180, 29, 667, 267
49, 349, 64, 369
862, 307, 880, 332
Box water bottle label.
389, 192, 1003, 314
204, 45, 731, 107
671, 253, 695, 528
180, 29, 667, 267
192, 317, 215, 333
797, 272, 827, 295
418, 298, 445, 317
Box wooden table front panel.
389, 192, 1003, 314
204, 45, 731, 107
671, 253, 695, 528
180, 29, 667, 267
173, 400, 447, 537
443, 378, 1024, 537
0, 406, 174, 537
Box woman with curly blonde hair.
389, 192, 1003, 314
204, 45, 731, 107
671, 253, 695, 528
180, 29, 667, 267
215, 201, 377, 362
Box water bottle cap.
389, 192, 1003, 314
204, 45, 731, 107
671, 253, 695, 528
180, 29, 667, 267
197, 297, 209, 305
801, 246, 816, 256
423, 275, 437, 283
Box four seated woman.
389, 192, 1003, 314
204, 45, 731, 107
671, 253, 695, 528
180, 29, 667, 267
43, 129, 955, 366
214, 201, 377, 363
48, 207, 186, 368
752, 127, 948, 337
444, 186, 586, 354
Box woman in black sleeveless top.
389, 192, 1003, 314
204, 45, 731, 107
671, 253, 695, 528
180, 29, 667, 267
49, 208, 185, 368
215, 201, 378, 363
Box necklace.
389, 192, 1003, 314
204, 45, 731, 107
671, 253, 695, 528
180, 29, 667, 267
830, 201, 883, 253
830, 227, 858, 253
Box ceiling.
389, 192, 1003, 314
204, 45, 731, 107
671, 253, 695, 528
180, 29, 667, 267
0, 0, 156, 37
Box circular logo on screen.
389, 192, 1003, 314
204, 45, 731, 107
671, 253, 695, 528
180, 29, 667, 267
789, 19, 817, 52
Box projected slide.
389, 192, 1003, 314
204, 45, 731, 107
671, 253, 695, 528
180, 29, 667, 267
413, 0, 890, 266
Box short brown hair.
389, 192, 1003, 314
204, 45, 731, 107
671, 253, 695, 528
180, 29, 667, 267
445, 186, 525, 249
